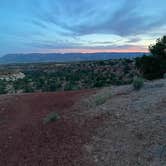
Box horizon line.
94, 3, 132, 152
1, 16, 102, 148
4, 51, 149, 56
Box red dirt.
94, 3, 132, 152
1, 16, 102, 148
0, 90, 99, 166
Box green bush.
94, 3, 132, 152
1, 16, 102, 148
136, 36, 166, 80
93, 93, 111, 106
133, 77, 144, 90
43, 112, 60, 124
135, 55, 162, 80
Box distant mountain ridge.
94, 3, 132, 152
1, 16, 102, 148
0, 52, 146, 64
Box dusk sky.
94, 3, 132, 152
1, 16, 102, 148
0, 0, 166, 56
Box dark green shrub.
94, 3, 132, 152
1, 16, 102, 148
0, 80, 7, 94
136, 36, 166, 80
135, 55, 162, 80
43, 112, 60, 124
164, 73, 166, 79
133, 77, 144, 90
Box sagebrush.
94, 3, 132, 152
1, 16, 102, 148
133, 77, 144, 90
43, 112, 60, 124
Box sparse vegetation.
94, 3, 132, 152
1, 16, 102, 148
0, 59, 139, 94
83, 87, 112, 108
133, 77, 144, 90
43, 112, 60, 124
92, 91, 112, 106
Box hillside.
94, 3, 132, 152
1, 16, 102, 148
0, 52, 145, 64
0, 78, 166, 165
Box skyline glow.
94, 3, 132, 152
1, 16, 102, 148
0, 0, 166, 56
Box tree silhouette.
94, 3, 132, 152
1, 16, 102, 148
149, 36, 166, 59
136, 36, 166, 80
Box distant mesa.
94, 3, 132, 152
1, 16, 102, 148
0, 52, 147, 64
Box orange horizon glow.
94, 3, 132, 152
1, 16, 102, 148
39, 47, 149, 54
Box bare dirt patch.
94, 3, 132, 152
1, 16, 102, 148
0, 90, 100, 166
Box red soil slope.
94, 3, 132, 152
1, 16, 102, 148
0, 90, 97, 166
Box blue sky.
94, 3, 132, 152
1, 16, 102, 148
0, 0, 166, 56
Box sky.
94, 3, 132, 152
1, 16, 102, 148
0, 0, 166, 56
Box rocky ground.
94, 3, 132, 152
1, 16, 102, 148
79, 79, 166, 166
